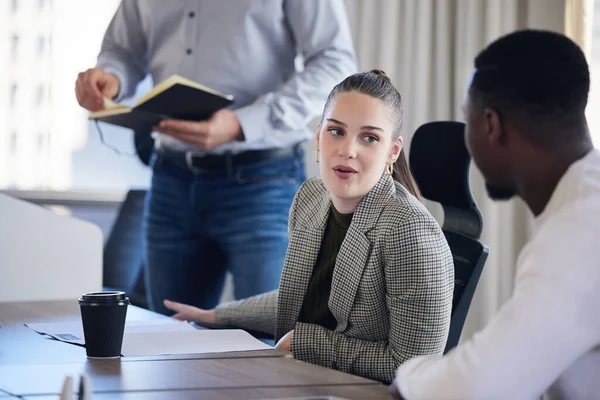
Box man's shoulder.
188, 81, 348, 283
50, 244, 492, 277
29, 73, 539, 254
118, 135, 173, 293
521, 197, 600, 280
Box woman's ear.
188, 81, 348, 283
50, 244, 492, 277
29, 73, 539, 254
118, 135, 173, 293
388, 136, 403, 164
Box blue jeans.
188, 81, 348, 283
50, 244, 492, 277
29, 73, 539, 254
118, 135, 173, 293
143, 147, 305, 315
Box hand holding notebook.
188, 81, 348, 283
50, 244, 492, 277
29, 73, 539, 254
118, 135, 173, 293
76, 68, 120, 112
89, 74, 234, 133
153, 108, 243, 149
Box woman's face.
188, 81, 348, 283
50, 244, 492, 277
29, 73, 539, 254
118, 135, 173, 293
317, 91, 402, 213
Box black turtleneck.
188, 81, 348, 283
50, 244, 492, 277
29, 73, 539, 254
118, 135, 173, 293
298, 207, 353, 330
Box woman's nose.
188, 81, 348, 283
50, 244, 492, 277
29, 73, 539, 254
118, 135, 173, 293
338, 138, 357, 159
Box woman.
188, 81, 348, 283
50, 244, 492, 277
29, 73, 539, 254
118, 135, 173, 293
164, 70, 454, 383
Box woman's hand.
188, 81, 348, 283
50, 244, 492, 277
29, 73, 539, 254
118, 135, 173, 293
275, 329, 294, 352
163, 299, 216, 324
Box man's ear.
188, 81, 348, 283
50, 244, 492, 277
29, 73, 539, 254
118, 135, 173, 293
388, 136, 403, 164
484, 107, 505, 146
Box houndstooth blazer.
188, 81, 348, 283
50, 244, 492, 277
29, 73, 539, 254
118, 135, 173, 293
215, 174, 454, 383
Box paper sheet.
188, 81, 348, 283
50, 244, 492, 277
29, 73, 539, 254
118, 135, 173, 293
25, 319, 198, 346
121, 329, 271, 356
25, 320, 272, 356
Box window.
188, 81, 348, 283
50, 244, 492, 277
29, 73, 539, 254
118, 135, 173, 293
10, 133, 18, 155
589, 0, 600, 146
11, 34, 19, 62
38, 36, 46, 56
0, 1, 151, 192
10, 84, 18, 107
36, 85, 45, 106
37, 133, 46, 149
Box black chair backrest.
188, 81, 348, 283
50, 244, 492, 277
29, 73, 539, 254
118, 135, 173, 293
134, 130, 154, 166
103, 189, 148, 308
409, 121, 490, 353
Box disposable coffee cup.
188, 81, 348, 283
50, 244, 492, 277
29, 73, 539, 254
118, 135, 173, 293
78, 291, 129, 358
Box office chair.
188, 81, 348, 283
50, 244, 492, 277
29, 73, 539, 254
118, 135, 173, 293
103, 189, 148, 308
134, 130, 154, 166
409, 121, 490, 353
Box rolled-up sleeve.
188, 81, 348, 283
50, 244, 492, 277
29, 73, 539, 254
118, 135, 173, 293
96, 0, 148, 101
234, 0, 357, 145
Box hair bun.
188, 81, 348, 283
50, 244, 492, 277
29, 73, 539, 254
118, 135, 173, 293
369, 69, 392, 84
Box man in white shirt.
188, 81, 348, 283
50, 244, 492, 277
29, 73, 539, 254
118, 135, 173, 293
394, 30, 600, 400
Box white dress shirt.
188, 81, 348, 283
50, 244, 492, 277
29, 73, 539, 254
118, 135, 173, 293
396, 149, 600, 400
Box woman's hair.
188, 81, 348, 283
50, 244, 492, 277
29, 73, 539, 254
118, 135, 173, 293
322, 69, 421, 200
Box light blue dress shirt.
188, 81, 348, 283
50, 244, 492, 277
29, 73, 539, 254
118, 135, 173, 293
96, 0, 357, 154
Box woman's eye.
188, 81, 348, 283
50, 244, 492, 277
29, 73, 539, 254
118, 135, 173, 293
363, 135, 379, 143
328, 128, 343, 136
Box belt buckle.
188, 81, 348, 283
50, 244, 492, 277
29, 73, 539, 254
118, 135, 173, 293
185, 152, 207, 172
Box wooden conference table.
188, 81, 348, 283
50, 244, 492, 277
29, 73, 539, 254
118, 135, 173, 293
0, 300, 393, 399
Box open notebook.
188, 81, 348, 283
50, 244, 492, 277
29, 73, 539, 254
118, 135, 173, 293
89, 74, 234, 132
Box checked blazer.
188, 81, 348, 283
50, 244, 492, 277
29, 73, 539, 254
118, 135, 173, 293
215, 174, 454, 383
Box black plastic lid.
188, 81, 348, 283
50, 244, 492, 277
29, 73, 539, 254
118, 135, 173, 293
79, 291, 129, 303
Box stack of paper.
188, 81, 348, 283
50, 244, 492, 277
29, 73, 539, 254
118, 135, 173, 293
25, 319, 271, 356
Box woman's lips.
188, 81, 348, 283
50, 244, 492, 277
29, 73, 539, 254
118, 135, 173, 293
333, 165, 357, 179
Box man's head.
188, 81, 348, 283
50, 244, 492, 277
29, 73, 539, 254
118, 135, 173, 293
463, 29, 590, 200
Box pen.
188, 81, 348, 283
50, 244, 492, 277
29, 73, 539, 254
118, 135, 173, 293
60, 376, 73, 400
77, 375, 91, 400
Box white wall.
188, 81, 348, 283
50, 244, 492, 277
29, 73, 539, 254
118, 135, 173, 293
587, 0, 600, 146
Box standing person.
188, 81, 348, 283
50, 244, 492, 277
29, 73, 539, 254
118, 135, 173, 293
394, 29, 600, 400
164, 70, 455, 383
75, 1, 357, 314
